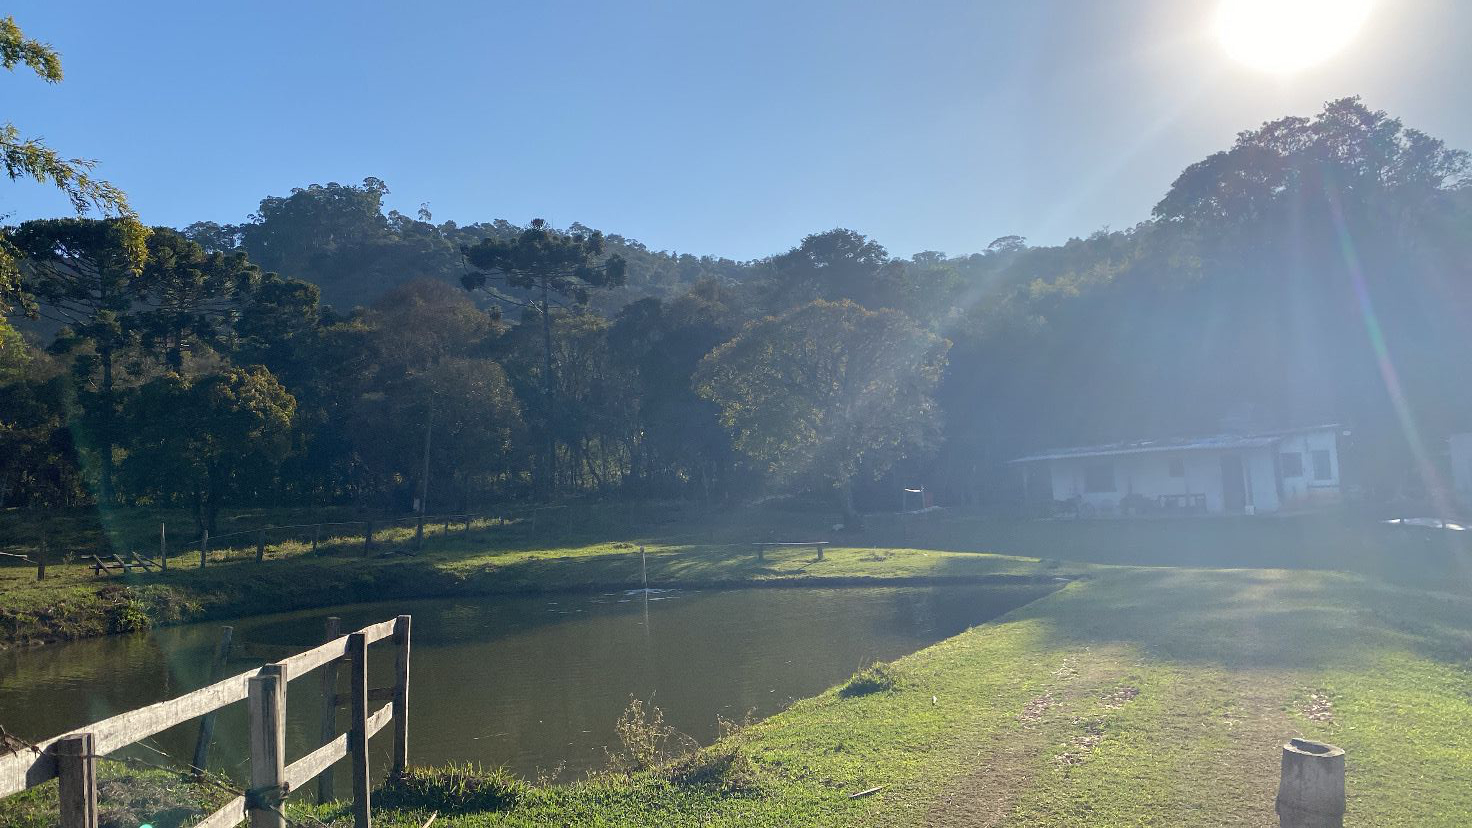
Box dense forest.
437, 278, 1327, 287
3, 97, 1470, 528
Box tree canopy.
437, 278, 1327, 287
3, 97, 1470, 518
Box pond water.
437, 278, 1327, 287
0, 584, 1050, 794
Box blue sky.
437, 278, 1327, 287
3, 1, 1468, 260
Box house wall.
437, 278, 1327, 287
1451, 433, 1472, 508
1049, 448, 1281, 514
1275, 429, 1342, 508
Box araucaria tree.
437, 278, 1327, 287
460, 219, 626, 490
10, 218, 150, 503
1, 15, 139, 312
121, 366, 296, 533
695, 299, 950, 525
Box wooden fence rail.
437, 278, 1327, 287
0, 615, 411, 828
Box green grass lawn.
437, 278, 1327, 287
0, 502, 1073, 646
345, 566, 1471, 827
3, 504, 1471, 825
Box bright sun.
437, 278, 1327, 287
1215, 0, 1374, 74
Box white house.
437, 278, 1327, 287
1451, 433, 1472, 509
1011, 425, 1346, 516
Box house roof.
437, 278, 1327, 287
1007, 425, 1342, 464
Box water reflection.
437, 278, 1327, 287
0, 584, 1050, 793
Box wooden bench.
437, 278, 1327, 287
752, 541, 830, 562
89, 552, 157, 576
1158, 493, 1207, 514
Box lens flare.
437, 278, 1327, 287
1215, 0, 1374, 74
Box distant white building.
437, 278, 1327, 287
1011, 425, 1346, 516
1451, 433, 1472, 509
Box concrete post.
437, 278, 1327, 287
1276, 738, 1345, 828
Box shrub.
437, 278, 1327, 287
840, 662, 900, 697
661, 715, 761, 794
107, 598, 151, 634
377, 765, 526, 813
605, 697, 697, 777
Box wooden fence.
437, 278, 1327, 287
0, 615, 412, 828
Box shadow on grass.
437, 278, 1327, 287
994, 566, 1472, 671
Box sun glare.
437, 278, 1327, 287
1215, 0, 1374, 74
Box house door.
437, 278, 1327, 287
1220, 455, 1246, 513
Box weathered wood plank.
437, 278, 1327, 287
278, 638, 348, 678
55, 733, 97, 828
367, 703, 393, 737
286, 733, 348, 793
247, 665, 286, 828
0, 617, 398, 798
392, 615, 411, 777
192, 794, 247, 828
0, 670, 252, 796
278, 619, 392, 678
348, 633, 371, 828
317, 617, 341, 805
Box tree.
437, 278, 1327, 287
120, 366, 296, 532
137, 228, 260, 369
609, 290, 736, 499
9, 218, 151, 502
760, 229, 905, 312
1, 16, 139, 312
461, 219, 626, 491
695, 300, 950, 524
349, 358, 524, 510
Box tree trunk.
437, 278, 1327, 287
837, 479, 860, 529
98, 346, 115, 506
205, 464, 221, 534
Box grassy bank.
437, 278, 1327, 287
3, 505, 1471, 825
0, 503, 1073, 647
354, 566, 1472, 827
4, 502, 1470, 647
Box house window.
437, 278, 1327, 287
1280, 452, 1303, 478
1168, 458, 1184, 478
1312, 450, 1333, 481
1084, 461, 1115, 493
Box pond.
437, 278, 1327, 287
0, 583, 1051, 794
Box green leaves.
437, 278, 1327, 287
2, 17, 137, 313
461, 218, 628, 303
695, 299, 949, 497
0, 16, 61, 81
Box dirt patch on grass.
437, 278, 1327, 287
1053, 716, 1106, 768
1301, 689, 1336, 723
924, 653, 1130, 827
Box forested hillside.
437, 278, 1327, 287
4, 98, 1469, 524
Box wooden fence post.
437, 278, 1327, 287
248, 664, 288, 828
415, 513, 425, 550
256, 528, 268, 563
392, 615, 412, 778
317, 616, 341, 805
36, 532, 46, 582
192, 626, 235, 778
348, 632, 371, 828
311, 524, 320, 556
200, 529, 209, 569
160, 522, 168, 573
55, 732, 97, 828
363, 521, 373, 554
